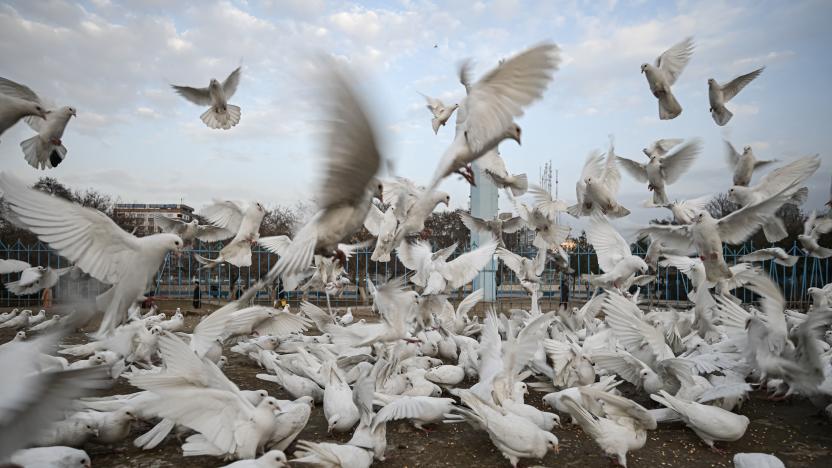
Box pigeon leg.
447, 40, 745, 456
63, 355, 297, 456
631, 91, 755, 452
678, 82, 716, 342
709, 443, 728, 455
49, 137, 62, 145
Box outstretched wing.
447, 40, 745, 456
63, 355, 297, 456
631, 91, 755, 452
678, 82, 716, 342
721, 67, 764, 102
461, 43, 560, 154
222, 66, 242, 99
660, 139, 701, 184
655, 37, 694, 85
616, 156, 648, 183
171, 85, 212, 106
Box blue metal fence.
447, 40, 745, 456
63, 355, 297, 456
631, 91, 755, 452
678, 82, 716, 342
1, 239, 828, 308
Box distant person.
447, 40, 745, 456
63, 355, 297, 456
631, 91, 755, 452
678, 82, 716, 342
192, 279, 201, 309
276, 277, 287, 308
560, 277, 570, 306
41, 286, 53, 308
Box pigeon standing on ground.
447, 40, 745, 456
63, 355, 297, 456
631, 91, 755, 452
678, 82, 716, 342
172, 66, 242, 130
641, 37, 694, 120
0, 76, 48, 142
708, 67, 764, 126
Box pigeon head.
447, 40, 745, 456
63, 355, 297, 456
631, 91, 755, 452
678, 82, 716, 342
68, 106, 77, 117
25, 101, 49, 120
262, 450, 288, 467
217, 356, 228, 367
640, 63, 648, 73
14, 331, 26, 340
209, 78, 221, 88
707, 78, 716, 85
505, 123, 522, 145
544, 432, 560, 453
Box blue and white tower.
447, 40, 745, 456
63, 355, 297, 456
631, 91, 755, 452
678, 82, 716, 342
469, 160, 498, 302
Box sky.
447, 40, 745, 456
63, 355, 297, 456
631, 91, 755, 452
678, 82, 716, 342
0, 0, 830, 234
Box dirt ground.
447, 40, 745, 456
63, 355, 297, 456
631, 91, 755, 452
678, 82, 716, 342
3, 303, 832, 468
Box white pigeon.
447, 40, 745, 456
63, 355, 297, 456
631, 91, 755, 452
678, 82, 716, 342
130, 333, 281, 459
617, 138, 702, 205
0, 172, 184, 336
0, 309, 31, 330
568, 143, 629, 218
513, 185, 571, 250
727, 155, 819, 241
642, 138, 684, 158
373, 395, 456, 431
641, 37, 694, 120
194, 200, 267, 268
639, 185, 798, 282
0, 258, 30, 275
266, 59, 384, 282
651, 390, 749, 450
724, 141, 777, 187
152, 213, 236, 247
381, 180, 450, 256
20, 105, 76, 170
419, 92, 458, 134
478, 148, 529, 196
738, 247, 799, 267
0, 76, 48, 142
220, 450, 288, 468
10, 446, 91, 468
172, 66, 242, 129
657, 195, 712, 224
708, 67, 764, 126
363, 202, 399, 262
733, 453, 785, 468
397, 238, 497, 295
29, 314, 62, 332
459, 211, 525, 248
27, 309, 46, 326
0, 331, 110, 459
430, 43, 560, 187
586, 214, 648, 290
321, 361, 360, 433
75, 407, 137, 444
4, 265, 72, 295
799, 210, 832, 258
448, 391, 559, 467
562, 388, 656, 467
496, 247, 546, 295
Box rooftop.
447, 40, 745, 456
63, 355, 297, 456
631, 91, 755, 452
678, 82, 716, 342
114, 203, 194, 212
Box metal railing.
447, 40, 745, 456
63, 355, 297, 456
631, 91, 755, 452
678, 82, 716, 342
1, 239, 828, 308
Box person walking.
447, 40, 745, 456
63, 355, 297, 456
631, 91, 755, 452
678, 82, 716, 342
192, 278, 201, 309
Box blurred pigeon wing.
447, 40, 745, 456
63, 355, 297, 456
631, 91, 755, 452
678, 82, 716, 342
171, 85, 212, 106
222, 67, 242, 99
462, 43, 560, 154
721, 67, 764, 102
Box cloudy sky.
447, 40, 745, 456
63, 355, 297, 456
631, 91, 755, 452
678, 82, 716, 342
0, 0, 830, 231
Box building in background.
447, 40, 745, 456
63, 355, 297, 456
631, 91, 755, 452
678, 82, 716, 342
113, 203, 194, 236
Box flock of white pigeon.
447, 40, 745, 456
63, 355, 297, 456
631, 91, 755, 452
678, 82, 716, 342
0, 35, 831, 468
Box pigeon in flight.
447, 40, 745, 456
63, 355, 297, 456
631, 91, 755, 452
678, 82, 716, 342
708, 67, 764, 126
641, 37, 694, 120
172, 66, 242, 130
0, 76, 48, 143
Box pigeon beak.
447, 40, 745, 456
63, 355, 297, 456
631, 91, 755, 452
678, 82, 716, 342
554, 445, 560, 454
71, 109, 77, 117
